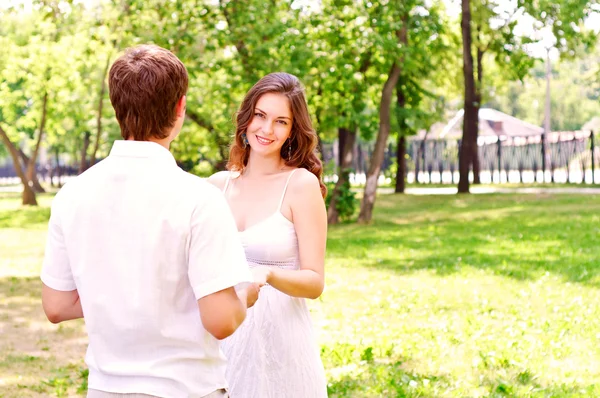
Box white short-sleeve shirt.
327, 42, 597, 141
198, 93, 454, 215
41, 140, 252, 398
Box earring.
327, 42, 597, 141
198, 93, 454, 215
288, 139, 292, 160
242, 133, 249, 148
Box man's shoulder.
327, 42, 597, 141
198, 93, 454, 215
173, 169, 224, 200
49, 161, 112, 209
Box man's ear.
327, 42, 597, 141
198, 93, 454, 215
176, 95, 186, 118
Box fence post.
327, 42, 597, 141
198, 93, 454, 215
551, 144, 556, 183
591, 130, 596, 184
497, 137, 502, 183
541, 133, 547, 183
422, 139, 427, 184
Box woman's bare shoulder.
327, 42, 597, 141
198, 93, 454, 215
288, 168, 320, 195
207, 171, 230, 190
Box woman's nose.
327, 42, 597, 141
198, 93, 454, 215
261, 121, 274, 135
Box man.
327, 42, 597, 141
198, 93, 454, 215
41, 45, 258, 398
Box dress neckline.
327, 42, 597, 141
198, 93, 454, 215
238, 211, 293, 234
223, 169, 299, 233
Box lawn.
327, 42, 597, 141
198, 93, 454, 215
1, 190, 600, 397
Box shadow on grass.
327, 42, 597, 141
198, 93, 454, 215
328, 193, 600, 287
0, 276, 88, 397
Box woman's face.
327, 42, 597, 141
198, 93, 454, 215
246, 93, 293, 159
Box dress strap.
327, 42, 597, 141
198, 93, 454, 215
278, 169, 299, 211
222, 172, 232, 194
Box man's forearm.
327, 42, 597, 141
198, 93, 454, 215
60, 294, 83, 322
42, 285, 84, 324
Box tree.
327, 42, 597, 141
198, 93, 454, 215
358, 0, 447, 222
458, 0, 534, 192
458, 0, 477, 193
304, 1, 378, 224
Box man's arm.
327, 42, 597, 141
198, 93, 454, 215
197, 283, 259, 340
41, 284, 83, 324
41, 190, 81, 324
188, 183, 256, 340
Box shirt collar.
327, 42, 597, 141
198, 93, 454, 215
109, 140, 177, 166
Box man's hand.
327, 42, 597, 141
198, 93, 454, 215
241, 282, 261, 308
251, 267, 272, 287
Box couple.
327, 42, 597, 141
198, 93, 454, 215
40, 44, 328, 398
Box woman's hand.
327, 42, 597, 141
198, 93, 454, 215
251, 267, 272, 287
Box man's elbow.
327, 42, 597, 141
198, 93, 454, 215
43, 306, 65, 324
204, 317, 244, 340
207, 324, 237, 340
201, 305, 246, 340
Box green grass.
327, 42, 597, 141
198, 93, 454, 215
1, 191, 600, 396
352, 182, 600, 190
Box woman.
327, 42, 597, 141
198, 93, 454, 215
208, 72, 328, 397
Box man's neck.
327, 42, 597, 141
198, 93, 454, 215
126, 136, 172, 150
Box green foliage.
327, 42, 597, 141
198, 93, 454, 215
0, 0, 598, 189
489, 49, 600, 131
384, 159, 398, 187
326, 170, 358, 221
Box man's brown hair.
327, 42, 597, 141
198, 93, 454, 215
109, 45, 188, 141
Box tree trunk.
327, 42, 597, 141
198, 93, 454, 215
395, 81, 407, 193
472, 134, 480, 184
90, 55, 111, 167
472, 44, 484, 185
0, 124, 37, 205
395, 136, 406, 193
459, 0, 477, 194
358, 62, 403, 222
18, 148, 45, 193
79, 131, 91, 174
338, 127, 348, 169
24, 91, 48, 195
358, 24, 406, 222
328, 127, 357, 225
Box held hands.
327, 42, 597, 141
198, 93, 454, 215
251, 266, 272, 287
239, 267, 272, 309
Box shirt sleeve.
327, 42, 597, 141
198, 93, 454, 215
188, 186, 253, 299
40, 193, 76, 291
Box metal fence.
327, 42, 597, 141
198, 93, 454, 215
321, 131, 598, 185
410, 131, 598, 184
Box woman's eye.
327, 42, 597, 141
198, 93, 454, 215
254, 112, 265, 118
277, 120, 288, 125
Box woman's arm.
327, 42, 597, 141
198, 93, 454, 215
256, 170, 326, 299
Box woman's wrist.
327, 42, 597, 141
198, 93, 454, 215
265, 267, 275, 284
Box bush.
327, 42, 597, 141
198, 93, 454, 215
326, 169, 358, 221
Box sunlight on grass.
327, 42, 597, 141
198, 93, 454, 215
1, 192, 600, 396
320, 193, 600, 396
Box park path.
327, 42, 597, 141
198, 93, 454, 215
379, 186, 600, 195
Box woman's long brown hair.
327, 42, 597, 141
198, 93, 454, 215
227, 72, 327, 198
